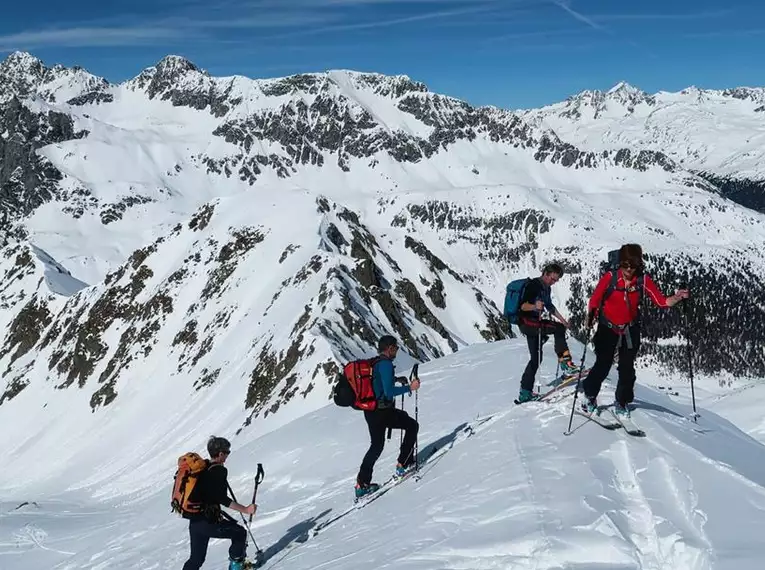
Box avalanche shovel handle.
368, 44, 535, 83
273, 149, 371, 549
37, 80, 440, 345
249, 463, 264, 524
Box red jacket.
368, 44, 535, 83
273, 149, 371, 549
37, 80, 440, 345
588, 270, 670, 326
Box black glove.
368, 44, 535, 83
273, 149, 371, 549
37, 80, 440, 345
395, 375, 409, 385
586, 309, 596, 329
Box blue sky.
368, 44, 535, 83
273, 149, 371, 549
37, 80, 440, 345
1, 0, 763, 109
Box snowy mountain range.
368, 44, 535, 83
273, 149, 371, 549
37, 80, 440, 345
0, 50, 764, 433
521, 81, 765, 213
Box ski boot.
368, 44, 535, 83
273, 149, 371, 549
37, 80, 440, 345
581, 396, 598, 415
558, 351, 580, 375
229, 558, 246, 570
395, 461, 416, 479
354, 481, 380, 501
516, 388, 540, 403
613, 402, 631, 419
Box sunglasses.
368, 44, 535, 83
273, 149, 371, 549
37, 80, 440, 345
620, 261, 642, 270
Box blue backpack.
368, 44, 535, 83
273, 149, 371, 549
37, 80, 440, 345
503, 278, 531, 324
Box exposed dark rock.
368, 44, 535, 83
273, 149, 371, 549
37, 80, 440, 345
426, 278, 446, 309
695, 171, 765, 214
394, 279, 457, 352
67, 91, 113, 106
100, 195, 154, 225
0, 295, 52, 368
188, 203, 216, 231
201, 227, 265, 300
0, 98, 87, 221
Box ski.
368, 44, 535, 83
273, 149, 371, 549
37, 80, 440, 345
514, 368, 592, 405
572, 408, 622, 430
609, 410, 646, 437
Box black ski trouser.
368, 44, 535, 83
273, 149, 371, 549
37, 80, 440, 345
583, 323, 641, 406
182, 518, 247, 570
357, 407, 419, 485
519, 321, 569, 392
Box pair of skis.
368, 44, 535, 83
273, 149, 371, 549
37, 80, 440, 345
513, 367, 592, 405
572, 405, 645, 437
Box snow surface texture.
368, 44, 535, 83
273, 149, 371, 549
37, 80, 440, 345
1, 340, 764, 570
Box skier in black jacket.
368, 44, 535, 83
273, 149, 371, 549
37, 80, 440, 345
182, 436, 257, 570
516, 263, 578, 403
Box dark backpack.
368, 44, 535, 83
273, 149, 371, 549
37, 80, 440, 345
333, 357, 380, 411
503, 278, 531, 324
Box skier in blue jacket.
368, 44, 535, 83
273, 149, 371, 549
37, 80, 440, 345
355, 335, 420, 498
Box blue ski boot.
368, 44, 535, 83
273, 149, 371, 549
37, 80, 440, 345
354, 481, 380, 500
395, 462, 416, 479
516, 388, 540, 403
559, 351, 580, 375
581, 396, 598, 415
613, 402, 631, 419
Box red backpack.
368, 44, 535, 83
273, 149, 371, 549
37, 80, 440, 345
333, 357, 380, 411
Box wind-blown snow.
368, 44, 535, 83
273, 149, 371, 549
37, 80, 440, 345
1, 340, 764, 570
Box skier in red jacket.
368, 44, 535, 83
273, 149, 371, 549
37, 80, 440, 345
581, 244, 689, 418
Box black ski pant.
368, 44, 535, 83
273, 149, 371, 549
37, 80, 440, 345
182, 518, 247, 570
519, 321, 569, 392
583, 323, 641, 407
357, 407, 419, 485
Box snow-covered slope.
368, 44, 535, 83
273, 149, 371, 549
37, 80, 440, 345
2, 340, 765, 570
521, 82, 765, 212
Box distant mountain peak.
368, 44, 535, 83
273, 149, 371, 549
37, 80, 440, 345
0, 50, 107, 103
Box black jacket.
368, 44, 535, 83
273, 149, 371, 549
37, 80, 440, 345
184, 463, 232, 521
518, 278, 556, 324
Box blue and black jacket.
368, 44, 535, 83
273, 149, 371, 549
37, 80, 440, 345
371, 356, 410, 408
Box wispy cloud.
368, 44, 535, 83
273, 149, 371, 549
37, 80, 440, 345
550, 0, 605, 31
682, 27, 765, 38
0, 26, 184, 50
589, 9, 733, 22
483, 27, 589, 44
262, 3, 499, 39
165, 11, 337, 29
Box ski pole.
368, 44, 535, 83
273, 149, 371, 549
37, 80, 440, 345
537, 326, 543, 395
565, 311, 594, 435
411, 364, 419, 471
249, 463, 264, 524
227, 483, 263, 557
680, 286, 698, 421
399, 390, 405, 446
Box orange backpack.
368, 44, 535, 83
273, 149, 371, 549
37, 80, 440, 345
170, 452, 209, 515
